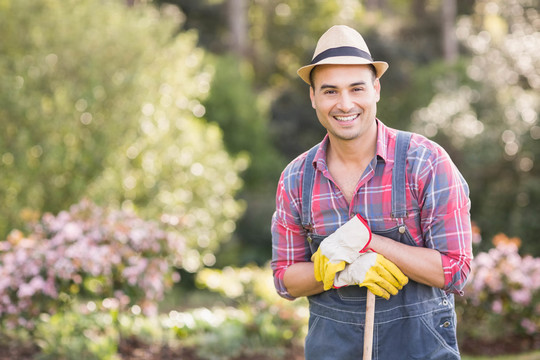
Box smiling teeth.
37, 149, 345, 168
335, 114, 357, 122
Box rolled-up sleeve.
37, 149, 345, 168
416, 144, 473, 295
271, 163, 311, 300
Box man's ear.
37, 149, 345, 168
374, 78, 381, 102
310, 86, 316, 109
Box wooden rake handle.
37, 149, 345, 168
363, 290, 376, 360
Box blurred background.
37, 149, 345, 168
0, 0, 539, 359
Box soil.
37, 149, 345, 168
117, 336, 305, 360
1, 335, 538, 359
460, 334, 540, 356
0, 336, 305, 360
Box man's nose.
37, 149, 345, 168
337, 93, 354, 112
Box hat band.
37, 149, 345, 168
310, 46, 373, 65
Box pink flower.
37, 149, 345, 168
510, 288, 531, 306
17, 276, 45, 298
62, 222, 83, 241
43, 276, 58, 298
491, 299, 503, 314
0, 277, 12, 293
0, 199, 186, 327
520, 318, 537, 335
484, 272, 503, 292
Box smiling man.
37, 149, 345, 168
271, 25, 473, 359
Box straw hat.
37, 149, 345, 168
297, 25, 389, 85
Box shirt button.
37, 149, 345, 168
398, 226, 406, 234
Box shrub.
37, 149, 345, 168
456, 234, 540, 351
186, 264, 308, 359
0, 0, 246, 270
0, 199, 184, 329
34, 311, 121, 360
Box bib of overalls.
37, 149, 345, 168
300, 131, 460, 360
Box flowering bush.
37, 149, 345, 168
0, 0, 245, 274
456, 234, 540, 350
0, 199, 184, 329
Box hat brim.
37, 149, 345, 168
297, 57, 388, 85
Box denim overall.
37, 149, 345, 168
301, 132, 460, 360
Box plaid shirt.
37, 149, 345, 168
271, 120, 473, 300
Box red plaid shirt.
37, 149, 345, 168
271, 120, 473, 299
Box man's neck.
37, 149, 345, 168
327, 121, 378, 168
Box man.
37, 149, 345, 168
271, 25, 473, 359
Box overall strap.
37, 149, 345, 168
301, 143, 320, 232
391, 131, 412, 219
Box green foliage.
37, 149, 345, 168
203, 54, 284, 187
250, 1, 373, 157
202, 54, 285, 266
0, 0, 153, 233
35, 311, 121, 360
16, 264, 306, 359
411, 0, 540, 255
192, 264, 308, 359
0, 0, 245, 267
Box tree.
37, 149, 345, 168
226, 0, 249, 58
441, 0, 458, 63
412, 0, 540, 255
0, 0, 245, 267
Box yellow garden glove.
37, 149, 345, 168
311, 214, 372, 290
333, 252, 409, 300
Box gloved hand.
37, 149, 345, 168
311, 214, 372, 290
334, 252, 409, 299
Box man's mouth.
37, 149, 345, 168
333, 114, 358, 122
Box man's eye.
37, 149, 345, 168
353, 87, 364, 92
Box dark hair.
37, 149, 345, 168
309, 64, 377, 88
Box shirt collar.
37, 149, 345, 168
312, 135, 329, 171
375, 119, 393, 163
312, 119, 394, 169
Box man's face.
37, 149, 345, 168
310, 64, 380, 143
